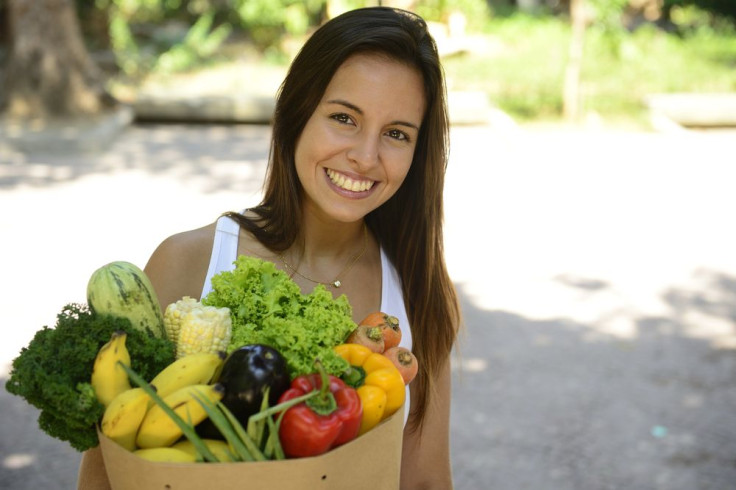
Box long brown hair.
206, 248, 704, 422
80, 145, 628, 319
226, 7, 460, 430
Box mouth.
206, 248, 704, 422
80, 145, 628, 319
326, 168, 375, 192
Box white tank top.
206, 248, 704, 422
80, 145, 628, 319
201, 214, 412, 424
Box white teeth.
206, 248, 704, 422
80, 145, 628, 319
326, 169, 374, 192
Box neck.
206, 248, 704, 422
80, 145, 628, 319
280, 216, 368, 289
298, 213, 366, 260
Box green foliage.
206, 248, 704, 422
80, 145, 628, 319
76, 0, 735, 124
587, 0, 629, 26
232, 0, 324, 49
81, 0, 501, 78
442, 11, 736, 123
103, 0, 233, 77
669, 4, 736, 36
583, 0, 630, 61
665, 0, 736, 21
154, 12, 232, 74
443, 13, 568, 120
414, 0, 492, 30
5, 303, 175, 452
109, 5, 141, 76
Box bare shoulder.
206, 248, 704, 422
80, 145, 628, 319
144, 222, 217, 309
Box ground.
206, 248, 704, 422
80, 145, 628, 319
1, 121, 735, 489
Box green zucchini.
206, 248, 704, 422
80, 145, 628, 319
87, 261, 166, 338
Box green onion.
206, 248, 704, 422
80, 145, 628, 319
191, 393, 254, 462
248, 391, 317, 424
218, 401, 266, 461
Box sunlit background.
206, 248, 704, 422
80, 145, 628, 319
1, 0, 736, 489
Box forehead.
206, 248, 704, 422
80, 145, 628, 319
322, 53, 426, 121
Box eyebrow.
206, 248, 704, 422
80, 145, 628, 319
326, 99, 420, 131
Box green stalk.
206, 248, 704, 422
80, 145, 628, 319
340, 365, 366, 388
191, 394, 254, 462
217, 402, 266, 461
266, 410, 286, 460
248, 387, 270, 452
120, 362, 218, 463
305, 360, 337, 416
248, 391, 317, 424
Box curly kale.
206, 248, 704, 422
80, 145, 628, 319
5, 303, 175, 452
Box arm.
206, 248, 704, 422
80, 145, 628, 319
399, 358, 453, 489
144, 224, 215, 310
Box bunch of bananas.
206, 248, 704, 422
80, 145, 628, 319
90, 331, 228, 462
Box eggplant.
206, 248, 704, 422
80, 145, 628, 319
196, 344, 291, 439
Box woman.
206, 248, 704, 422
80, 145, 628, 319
78, 7, 460, 489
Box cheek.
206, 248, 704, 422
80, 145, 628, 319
294, 130, 320, 177
295, 122, 340, 172
294, 114, 320, 162
387, 149, 415, 184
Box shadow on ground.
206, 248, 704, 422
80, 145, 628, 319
0, 123, 272, 193
451, 272, 736, 490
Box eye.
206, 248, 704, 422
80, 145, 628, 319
386, 129, 410, 142
330, 113, 354, 125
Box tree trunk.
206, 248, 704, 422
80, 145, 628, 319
2, 0, 113, 119
563, 0, 585, 123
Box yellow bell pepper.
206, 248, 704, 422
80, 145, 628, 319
334, 343, 405, 435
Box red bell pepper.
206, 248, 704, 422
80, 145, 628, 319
277, 361, 362, 458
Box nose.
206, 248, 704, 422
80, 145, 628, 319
346, 132, 380, 170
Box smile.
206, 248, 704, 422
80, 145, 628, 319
326, 169, 375, 192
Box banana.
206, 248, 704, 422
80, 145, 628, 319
172, 439, 235, 462
149, 351, 225, 399
133, 447, 197, 463
91, 331, 132, 407
136, 383, 225, 449
100, 386, 153, 451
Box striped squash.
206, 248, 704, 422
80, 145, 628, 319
87, 261, 166, 338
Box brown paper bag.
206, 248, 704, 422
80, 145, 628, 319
98, 407, 404, 490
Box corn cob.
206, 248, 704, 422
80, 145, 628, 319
176, 305, 232, 359
163, 296, 200, 345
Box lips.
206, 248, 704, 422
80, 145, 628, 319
326, 168, 375, 192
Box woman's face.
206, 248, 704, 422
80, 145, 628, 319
294, 53, 426, 224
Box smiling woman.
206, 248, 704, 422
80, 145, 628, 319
294, 53, 425, 225
77, 7, 461, 490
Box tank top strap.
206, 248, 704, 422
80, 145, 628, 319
379, 247, 412, 351
201, 214, 241, 299
379, 247, 412, 425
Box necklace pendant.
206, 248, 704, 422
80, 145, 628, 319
333, 280, 342, 288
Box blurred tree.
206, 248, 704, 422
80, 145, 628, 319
1, 0, 115, 119
563, 0, 585, 122
665, 0, 736, 21
231, 0, 326, 49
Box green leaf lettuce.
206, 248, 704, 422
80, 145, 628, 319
202, 256, 355, 378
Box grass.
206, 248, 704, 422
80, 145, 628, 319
441, 13, 736, 127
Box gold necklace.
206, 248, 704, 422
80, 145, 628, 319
280, 224, 367, 289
